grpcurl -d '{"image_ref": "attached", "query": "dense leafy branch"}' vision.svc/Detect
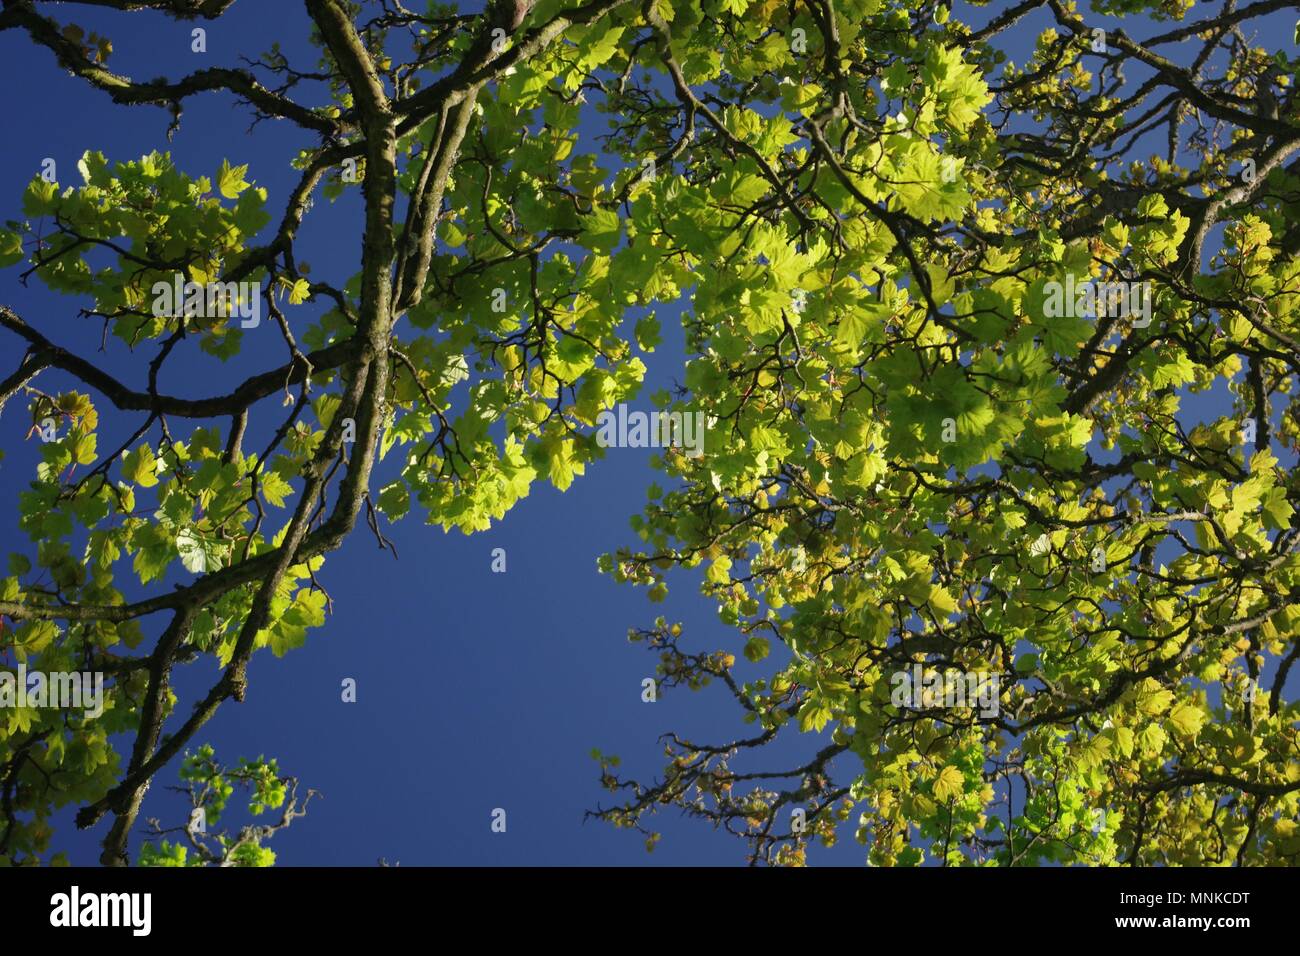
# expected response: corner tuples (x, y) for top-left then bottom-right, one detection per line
(0, 0), (1297, 869)
(0, 0), (655, 865)
(587, 0), (1300, 865)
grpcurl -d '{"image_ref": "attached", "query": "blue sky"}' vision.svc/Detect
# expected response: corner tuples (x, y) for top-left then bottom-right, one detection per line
(0, 1), (1294, 866)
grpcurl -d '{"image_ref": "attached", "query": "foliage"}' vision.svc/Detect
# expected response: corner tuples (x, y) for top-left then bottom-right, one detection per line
(0, 0), (1295, 867)
(0, 0), (651, 865)
(137, 745), (311, 867)
(588, 0), (1300, 865)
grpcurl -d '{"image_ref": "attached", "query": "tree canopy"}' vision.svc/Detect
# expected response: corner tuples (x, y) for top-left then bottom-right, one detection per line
(0, 0), (1297, 866)
(588, 0), (1300, 866)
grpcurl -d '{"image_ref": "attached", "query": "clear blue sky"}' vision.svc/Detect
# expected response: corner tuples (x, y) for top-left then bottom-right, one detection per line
(0, 1), (1292, 866)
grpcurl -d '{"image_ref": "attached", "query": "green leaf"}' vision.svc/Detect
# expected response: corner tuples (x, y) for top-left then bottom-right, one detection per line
(1260, 487), (1294, 530)
(928, 583), (958, 616)
(837, 300), (889, 351)
(176, 528), (207, 574)
(798, 700), (832, 733)
(634, 313), (661, 351)
(259, 470), (293, 508)
(933, 765), (964, 802)
(122, 444), (159, 488)
(1152, 352), (1196, 389)
(1166, 702), (1207, 740)
(377, 480), (410, 520)
(1139, 722), (1168, 757)
(217, 159), (251, 199)
(580, 208), (622, 254)
(0, 229), (24, 268)
(286, 277), (311, 305)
